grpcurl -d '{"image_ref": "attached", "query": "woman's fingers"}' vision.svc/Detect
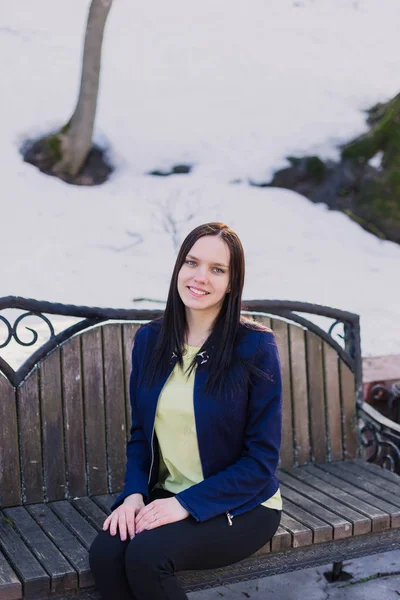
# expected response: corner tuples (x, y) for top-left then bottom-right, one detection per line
(109, 511), (120, 537)
(118, 511), (127, 541)
(127, 511), (136, 539)
(103, 514), (111, 530)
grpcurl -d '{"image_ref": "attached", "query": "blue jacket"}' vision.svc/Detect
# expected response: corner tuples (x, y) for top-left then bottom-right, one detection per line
(112, 319), (282, 523)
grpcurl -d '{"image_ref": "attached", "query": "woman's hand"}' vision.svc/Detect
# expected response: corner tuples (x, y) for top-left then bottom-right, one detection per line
(135, 497), (190, 533)
(103, 493), (144, 541)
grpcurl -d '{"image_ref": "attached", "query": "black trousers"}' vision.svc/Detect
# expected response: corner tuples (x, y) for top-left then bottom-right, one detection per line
(89, 488), (281, 600)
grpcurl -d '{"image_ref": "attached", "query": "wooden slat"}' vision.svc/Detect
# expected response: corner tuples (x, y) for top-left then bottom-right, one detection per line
(288, 325), (310, 465)
(323, 344), (343, 461)
(286, 466), (389, 532)
(72, 497), (107, 531)
(340, 361), (358, 459)
(279, 512), (313, 548)
(253, 315), (272, 329)
(320, 463), (400, 509)
(17, 370), (43, 504)
(0, 547), (22, 600)
(0, 513), (49, 598)
(27, 504), (93, 588)
(91, 494), (116, 515)
(279, 471), (370, 535)
(40, 348), (66, 501)
(278, 497), (332, 543)
(4, 507), (77, 594)
(122, 323), (141, 440)
(270, 526), (291, 552)
(81, 327), (108, 495)
(0, 376), (21, 507)
(61, 337), (86, 498)
(102, 325), (127, 493)
(271, 319), (293, 467)
(281, 484), (351, 539)
(50, 501), (97, 550)
(337, 462), (400, 498)
(309, 465), (400, 527)
(353, 459), (400, 484)
(305, 331), (326, 463)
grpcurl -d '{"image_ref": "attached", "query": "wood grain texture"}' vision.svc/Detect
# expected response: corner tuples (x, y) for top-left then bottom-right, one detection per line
(279, 471), (370, 535)
(122, 323), (141, 440)
(0, 376), (21, 507)
(340, 361), (358, 459)
(0, 547), (21, 600)
(281, 484), (351, 540)
(81, 327), (108, 495)
(27, 504), (93, 589)
(279, 512), (313, 548)
(17, 370), (43, 504)
(323, 344), (343, 461)
(40, 348), (66, 501)
(311, 464), (400, 528)
(4, 506), (77, 594)
(288, 325), (310, 465)
(72, 497), (107, 531)
(286, 466), (389, 533)
(305, 331), (326, 463)
(61, 337), (86, 498)
(279, 497), (332, 543)
(102, 324), (126, 493)
(0, 512), (49, 598)
(271, 319), (294, 468)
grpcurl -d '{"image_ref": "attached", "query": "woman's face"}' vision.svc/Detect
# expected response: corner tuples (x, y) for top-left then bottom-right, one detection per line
(177, 236), (231, 315)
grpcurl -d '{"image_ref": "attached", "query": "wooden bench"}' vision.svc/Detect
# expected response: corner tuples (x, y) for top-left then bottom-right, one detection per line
(0, 296), (399, 600)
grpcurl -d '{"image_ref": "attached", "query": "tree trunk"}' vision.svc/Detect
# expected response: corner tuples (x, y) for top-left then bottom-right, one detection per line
(54, 0), (113, 178)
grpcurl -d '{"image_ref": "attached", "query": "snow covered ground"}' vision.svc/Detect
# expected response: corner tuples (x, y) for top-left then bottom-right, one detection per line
(1, 0), (400, 358)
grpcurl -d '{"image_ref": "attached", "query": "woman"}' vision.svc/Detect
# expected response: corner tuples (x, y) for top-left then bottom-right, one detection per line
(89, 222), (282, 600)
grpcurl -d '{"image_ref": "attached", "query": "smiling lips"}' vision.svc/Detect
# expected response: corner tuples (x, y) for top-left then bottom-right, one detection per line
(187, 286), (210, 297)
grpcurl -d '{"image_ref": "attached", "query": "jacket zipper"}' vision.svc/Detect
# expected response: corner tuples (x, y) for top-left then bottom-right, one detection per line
(148, 425), (155, 485)
(226, 511), (233, 526)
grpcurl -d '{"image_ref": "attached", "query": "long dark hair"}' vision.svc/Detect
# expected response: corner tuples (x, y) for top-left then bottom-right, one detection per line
(143, 222), (269, 397)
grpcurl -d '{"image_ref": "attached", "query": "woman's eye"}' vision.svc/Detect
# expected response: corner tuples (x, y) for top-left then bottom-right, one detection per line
(186, 260), (196, 266)
(213, 268), (224, 274)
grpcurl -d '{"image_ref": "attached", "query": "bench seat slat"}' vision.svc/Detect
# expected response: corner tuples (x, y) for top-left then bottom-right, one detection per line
(0, 547), (22, 600)
(281, 484), (351, 540)
(91, 494), (116, 514)
(319, 463), (400, 510)
(279, 513), (313, 547)
(270, 526), (291, 552)
(305, 465), (400, 527)
(0, 513), (49, 599)
(26, 505), (93, 589)
(285, 466), (390, 532)
(4, 507), (77, 595)
(353, 459), (400, 485)
(279, 471), (371, 535)
(278, 498), (332, 543)
(50, 501), (98, 550)
(72, 497), (108, 531)
(339, 461), (400, 496)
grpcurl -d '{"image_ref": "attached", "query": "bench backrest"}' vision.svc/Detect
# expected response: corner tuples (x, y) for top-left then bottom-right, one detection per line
(0, 298), (362, 507)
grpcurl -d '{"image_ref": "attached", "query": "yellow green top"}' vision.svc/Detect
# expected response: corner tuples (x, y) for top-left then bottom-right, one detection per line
(153, 343), (282, 511)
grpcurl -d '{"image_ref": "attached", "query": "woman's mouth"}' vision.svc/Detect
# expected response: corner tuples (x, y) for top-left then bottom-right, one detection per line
(187, 286), (210, 297)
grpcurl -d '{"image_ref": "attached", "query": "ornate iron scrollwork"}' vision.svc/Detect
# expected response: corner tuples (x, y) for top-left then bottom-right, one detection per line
(358, 404), (400, 474)
(0, 311), (55, 349)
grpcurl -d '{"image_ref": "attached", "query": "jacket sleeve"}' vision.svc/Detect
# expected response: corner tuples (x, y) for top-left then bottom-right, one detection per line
(175, 331), (282, 522)
(111, 327), (151, 511)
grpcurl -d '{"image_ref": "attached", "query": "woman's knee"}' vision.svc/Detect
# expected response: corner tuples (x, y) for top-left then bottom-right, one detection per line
(124, 532), (167, 573)
(89, 529), (129, 571)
